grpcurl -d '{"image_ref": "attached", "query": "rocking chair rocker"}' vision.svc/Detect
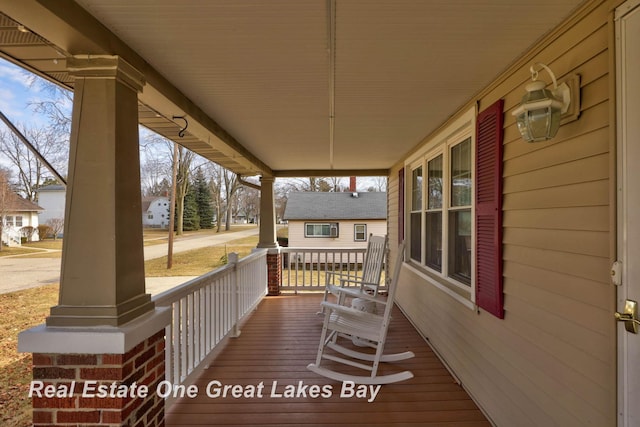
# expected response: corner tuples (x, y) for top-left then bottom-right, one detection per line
(308, 242), (414, 385)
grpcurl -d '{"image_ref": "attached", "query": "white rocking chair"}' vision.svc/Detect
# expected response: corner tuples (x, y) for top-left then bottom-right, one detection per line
(320, 234), (388, 314)
(308, 242), (414, 385)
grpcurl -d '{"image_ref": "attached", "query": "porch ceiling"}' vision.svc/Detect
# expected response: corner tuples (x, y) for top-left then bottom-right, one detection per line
(0, 0), (585, 177)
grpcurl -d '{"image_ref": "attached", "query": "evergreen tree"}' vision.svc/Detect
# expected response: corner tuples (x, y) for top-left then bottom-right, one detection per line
(194, 169), (215, 229)
(179, 182), (200, 231)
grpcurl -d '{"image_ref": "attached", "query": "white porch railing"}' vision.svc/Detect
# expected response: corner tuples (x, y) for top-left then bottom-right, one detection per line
(280, 247), (386, 293)
(152, 248), (267, 395)
(1, 226), (21, 247)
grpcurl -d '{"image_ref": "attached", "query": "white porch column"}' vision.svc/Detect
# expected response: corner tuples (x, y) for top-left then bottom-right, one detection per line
(47, 55), (153, 327)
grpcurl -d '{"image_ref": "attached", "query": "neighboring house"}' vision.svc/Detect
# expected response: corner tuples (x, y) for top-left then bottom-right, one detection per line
(283, 191), (387, 249)
(1, 192), (43, 246)
(142, 195), (170, 228)
(37, 184), (66, 225)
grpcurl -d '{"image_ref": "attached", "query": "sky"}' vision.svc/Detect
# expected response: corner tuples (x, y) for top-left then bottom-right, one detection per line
(0, 58), (52, 127)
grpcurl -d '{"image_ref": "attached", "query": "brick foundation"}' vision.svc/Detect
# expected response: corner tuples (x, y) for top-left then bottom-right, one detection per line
(267, 252), (281, 296)
(31, 329), (165, 426)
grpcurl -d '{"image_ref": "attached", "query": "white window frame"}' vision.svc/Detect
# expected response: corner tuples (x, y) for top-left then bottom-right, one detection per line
(404, 107), (477, 308)
(354, 224), (367, 241)
(305, 222), (339, 238)
(15, 215), (23, 227)
(409, 162), (424, 263)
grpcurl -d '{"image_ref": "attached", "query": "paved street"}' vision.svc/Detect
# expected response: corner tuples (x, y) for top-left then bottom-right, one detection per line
(0, 226), (259, 295)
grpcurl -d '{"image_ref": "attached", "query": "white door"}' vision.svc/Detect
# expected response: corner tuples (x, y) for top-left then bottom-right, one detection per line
(616, 1), (640, 425)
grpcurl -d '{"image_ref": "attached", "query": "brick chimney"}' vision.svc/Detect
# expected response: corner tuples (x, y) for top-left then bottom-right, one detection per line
(349, 176), (356, 192)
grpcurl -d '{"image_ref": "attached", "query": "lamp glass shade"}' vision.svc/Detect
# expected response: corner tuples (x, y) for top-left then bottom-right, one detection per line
(513, 81), (563, 142)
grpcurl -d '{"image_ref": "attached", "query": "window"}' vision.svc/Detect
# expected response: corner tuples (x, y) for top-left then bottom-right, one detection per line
(305, 222), (339, 238)
(409, 166), (422, 262)
(5, 216), (13, 226)
(15, 216), (23, 227)
(426, 155), (443, 271)
(412, 137), (472, 286)
(148, 214), (154, 219)
(448, 138), (472, 284)
(354, 224), (367, 241)
(404, 103), (504, 318)
(422, 136), (472, 285)
(406, 107), (475, 293)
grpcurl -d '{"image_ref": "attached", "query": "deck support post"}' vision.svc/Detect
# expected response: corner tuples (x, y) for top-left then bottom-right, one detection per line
(257, 175), (281, 295)
(49, 55), (153, 327)
(18, 55), (170, 426)
(257, 175), (278, 249)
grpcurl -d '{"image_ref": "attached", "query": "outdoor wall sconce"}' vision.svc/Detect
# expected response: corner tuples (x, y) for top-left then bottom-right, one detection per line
(512, 63), (579, 142)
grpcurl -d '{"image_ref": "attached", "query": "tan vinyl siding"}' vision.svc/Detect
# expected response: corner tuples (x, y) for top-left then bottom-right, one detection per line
(391, 1), (619, 425)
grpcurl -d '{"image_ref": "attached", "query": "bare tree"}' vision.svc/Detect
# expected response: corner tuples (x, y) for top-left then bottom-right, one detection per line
(140, 132), (195, 235)
(174, 146), (194, 235)
(367, 176), (388, 192)
(235, 181), (260, 224)
(328, 177), (345, 192)
(46, 218), (65, 240)
(222, 169), (240, 231)
(26, 75), (73, 137)
(0, 126), (68, 201)
(274, 180), (289, 223)
(203, 163), (224, 232)
(139, 130), (173, 196)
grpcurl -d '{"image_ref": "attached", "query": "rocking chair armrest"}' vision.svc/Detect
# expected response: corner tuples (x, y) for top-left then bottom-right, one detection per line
(325, 272), (367, 286)
(320, 301), (384, 321)
(325, 271), (356, 280)
(334, 277), (379, 289)
(325, 284), (388, 304)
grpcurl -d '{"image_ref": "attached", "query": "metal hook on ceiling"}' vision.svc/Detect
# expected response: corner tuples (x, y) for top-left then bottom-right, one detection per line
(172, 115), (188, 138)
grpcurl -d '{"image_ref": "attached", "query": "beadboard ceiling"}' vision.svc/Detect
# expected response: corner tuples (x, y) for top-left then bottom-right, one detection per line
(0, 0), (585, 176)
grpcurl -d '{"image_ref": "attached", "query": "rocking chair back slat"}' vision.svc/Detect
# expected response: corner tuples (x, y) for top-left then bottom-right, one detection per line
(360, 234), (387, 286)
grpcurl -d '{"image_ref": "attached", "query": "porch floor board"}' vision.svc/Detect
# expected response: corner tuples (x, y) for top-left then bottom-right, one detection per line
(166, 294), (490, 426)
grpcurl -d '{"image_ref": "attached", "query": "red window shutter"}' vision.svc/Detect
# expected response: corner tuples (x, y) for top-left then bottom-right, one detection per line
(475, 99), (505, 319)
(398, 168), (405, 244)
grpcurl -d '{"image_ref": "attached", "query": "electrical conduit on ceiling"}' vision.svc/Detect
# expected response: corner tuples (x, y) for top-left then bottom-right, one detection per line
(327, 0), (336, 170)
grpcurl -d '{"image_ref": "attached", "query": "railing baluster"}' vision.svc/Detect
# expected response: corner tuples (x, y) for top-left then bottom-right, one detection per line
(172, 302), (180, 383)
(152, 250), (268, 398)
(278, 247), (367, 291)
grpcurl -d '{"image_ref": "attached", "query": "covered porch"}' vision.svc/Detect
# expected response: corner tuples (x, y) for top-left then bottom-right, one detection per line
(165, 294), (490, 426)
(0, 0), (628, 426)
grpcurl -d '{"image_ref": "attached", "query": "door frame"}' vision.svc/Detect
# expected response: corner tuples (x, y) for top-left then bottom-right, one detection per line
(615, 1), (640, 425)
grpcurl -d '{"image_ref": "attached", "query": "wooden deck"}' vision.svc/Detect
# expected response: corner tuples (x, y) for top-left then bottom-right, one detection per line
(166, 294), (491, 426)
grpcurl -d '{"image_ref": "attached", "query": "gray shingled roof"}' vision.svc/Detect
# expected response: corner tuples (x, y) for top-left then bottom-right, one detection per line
(37, 184), (66, 192)
(283, 192), (386, 220)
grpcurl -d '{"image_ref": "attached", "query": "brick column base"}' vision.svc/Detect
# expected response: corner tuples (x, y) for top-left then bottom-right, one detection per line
(267, 251), (281, 296)
(31, 329), (165, 426)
